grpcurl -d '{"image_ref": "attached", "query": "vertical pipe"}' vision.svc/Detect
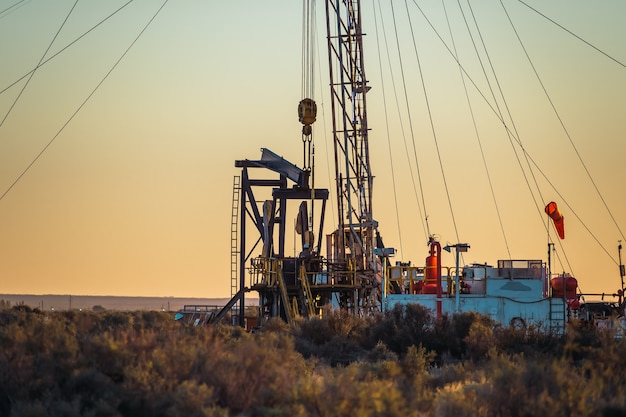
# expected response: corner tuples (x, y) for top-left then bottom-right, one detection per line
(430, 241), (442, 319)
(619, 242), (624, 305)
(381, 258), (387, 313)
(455, 249), (460, 313)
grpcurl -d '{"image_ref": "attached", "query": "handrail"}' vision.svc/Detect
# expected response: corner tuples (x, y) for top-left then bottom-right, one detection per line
(386, 264), (453, 295)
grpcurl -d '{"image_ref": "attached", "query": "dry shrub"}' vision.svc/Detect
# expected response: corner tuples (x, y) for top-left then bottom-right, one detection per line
(370, 303), (434, 355)
(401, 344), (435, 378)
(292, 309), (374, 365)
(1, 306), (626, 417)
(464, 320), (497, 361)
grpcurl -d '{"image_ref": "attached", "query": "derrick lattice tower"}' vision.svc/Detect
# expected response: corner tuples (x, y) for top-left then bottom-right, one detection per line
(325, 0), (382, 313)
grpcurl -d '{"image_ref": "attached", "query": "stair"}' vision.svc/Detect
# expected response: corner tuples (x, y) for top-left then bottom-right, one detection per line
(276, 262), (297, 323)
(299, 265), (316, 317)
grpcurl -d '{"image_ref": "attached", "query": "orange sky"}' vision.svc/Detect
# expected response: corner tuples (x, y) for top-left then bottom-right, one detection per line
(0, 0), (624, 299)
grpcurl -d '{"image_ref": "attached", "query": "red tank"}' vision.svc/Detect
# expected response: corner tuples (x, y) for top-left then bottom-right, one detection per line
(551, 275), (578, 299)
(423, 254), (441, 294)
(421, 283), (440, 294)
(425, 254), (438, 283)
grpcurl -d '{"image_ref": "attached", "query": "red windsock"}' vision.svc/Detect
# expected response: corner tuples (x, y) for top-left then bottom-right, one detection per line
(545, 201), (565, 239)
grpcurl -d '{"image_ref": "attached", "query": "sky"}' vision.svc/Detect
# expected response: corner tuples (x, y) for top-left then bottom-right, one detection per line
(0, 0), (624, 299)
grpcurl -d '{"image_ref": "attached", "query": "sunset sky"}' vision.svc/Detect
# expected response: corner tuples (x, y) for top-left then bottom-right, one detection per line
(0, 0), (624, 299)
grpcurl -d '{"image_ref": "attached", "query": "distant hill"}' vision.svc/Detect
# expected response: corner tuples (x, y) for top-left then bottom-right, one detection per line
(0, 294), (257, 312)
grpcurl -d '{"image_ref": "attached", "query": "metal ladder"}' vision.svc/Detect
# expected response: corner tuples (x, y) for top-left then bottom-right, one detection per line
(230, 176), (241, 317)
(230, 176), (241, 298)
(549, 296), (567, 334)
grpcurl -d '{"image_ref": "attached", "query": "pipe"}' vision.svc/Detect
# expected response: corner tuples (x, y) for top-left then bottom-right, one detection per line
(430, 241), (442, 319)
(455, 248), (460, 313)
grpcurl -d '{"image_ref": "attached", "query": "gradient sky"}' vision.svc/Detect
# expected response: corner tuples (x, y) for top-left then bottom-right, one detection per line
(0, 0), (624, 299)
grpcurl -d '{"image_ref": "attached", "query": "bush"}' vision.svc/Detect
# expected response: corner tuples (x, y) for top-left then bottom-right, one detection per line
(292, 309), (375, 365)
(369, 303), (435, 355)
(0, 306), (625, 416)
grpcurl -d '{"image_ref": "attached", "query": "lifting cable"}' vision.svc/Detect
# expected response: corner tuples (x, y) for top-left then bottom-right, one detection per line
(0, 0), (169, 204)
(311, 8), (336, 227)
(301, 0), (316, 238)
(0, 0), (79, 129)
(497, 0), (573, 275)
(461, 0), (550, 261)
(300, 0), (315, 171)
(399, 0), (460, 244)
(500, 0), (623, 271)
(301, 0), (315, 102)
(375, 0), (431, 249)
(0, 0), (30, 19)
(443, 0), (513, 260)
(463, 0), (550, 264)
(406, 0), (621, 269)
(372, 0), (406, 257)
(503, 0), (626, 247)
(314, 23), (336, 228)
(0, 0), (136, 97)
(518, 0), (625, 68)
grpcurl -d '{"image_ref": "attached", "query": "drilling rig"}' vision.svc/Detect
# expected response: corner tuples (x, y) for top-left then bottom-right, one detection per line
(217, 0), (393, 326)
(175, 1), (625, 335)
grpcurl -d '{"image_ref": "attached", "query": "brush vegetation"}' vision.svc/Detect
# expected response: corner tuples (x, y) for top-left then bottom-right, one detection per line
(0, 303), (625, 416)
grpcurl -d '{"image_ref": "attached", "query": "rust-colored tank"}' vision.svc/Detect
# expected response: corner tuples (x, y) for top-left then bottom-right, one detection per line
(425, 255), (438, 282)
(422, 254), (440, 294)
(568, 299), (581, 310)
(551, 275), (578, 299)
(421, 283), (439, 294)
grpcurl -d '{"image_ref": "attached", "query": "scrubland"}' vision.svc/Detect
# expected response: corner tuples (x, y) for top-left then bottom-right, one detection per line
(0, 303), (625, 417)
